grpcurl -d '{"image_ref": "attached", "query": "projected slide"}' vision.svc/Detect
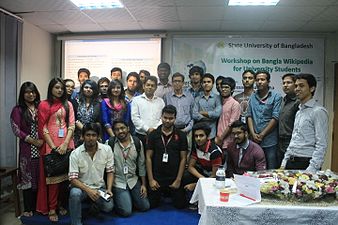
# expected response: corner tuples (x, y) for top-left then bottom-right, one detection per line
(63, 38), (161, 85)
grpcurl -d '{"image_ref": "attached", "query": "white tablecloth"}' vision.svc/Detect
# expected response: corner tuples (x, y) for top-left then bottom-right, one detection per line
(190, 178), (338, 225)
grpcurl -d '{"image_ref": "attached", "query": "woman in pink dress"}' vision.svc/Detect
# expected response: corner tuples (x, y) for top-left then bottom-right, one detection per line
(37, 78), (75, 222)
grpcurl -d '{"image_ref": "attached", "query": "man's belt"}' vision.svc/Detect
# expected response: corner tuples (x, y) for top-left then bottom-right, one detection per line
(289, 156), (311, 162)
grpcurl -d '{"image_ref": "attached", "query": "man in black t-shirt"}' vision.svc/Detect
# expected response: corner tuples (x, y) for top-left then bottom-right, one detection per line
(146, 105), (188, 209)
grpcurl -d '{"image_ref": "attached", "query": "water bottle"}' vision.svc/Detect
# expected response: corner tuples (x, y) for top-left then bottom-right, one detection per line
(215, 165), (226, 189)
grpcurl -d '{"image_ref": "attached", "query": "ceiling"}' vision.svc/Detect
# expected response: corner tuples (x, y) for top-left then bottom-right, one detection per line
(1, 0), (338, 34)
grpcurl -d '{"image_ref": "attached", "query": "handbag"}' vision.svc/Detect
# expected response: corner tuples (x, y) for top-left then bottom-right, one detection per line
(43, 149), (71, 177)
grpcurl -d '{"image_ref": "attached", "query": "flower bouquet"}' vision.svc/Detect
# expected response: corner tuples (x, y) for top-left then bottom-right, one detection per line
(255, 170), (338, 202)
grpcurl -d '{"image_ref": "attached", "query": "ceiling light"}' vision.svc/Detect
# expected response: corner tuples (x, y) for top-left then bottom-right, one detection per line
(70, 0), (124, 10)
(228, 0), (280, 6)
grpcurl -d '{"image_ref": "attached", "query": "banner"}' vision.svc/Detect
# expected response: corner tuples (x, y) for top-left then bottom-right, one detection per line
(172, 37), (324, 103)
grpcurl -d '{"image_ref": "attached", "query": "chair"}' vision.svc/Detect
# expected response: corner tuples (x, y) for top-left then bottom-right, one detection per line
(0, 167), (21, 217)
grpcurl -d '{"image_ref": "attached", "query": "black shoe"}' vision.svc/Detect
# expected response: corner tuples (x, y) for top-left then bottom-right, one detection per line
(88, 204), (104, 220)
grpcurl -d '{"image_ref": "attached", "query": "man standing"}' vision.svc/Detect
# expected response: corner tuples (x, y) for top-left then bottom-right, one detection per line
(226, 120), (266, 177)
(146, 105), (188, 209)
(234, 70), (255, 123)
(247, 71), (282, 169)
(125, 72), (141, 103)
(69, 123), (114, 225)
(97, 77), (110, 102)
(108, 120), (150, 217)
(215, 77), (241, 151)
(186, 66), (204, 99)
(164, 72), (194, 155)
(154, 62), (172, 99)
(192, 73), (222, 139)
(281, 74), (328, 172)
(71, 68), (90, 100)
(131, 76), (165, 147)
(278, 73), (299, 165)
(111, 67), (123, 81)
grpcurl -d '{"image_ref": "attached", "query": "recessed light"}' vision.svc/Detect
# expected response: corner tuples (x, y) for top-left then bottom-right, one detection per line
(70, 0), (124, 10)
(228, 0), (280, 6)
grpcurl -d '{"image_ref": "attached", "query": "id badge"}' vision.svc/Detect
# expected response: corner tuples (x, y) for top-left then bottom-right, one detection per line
(123, 165), (128, 174)
(162, 153), (169, 163)
(58, 128), (65, 138)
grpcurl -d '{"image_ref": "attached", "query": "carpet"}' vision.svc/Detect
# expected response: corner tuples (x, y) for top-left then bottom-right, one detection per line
(20, 204), (200, 225)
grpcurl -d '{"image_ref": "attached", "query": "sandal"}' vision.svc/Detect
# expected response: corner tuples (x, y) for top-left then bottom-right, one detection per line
(48, 211), (58, 222)
(22, 211), (33, 217)
(59, 206), (67, 216)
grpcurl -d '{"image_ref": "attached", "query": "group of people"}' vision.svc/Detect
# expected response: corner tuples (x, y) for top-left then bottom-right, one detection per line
(10, 62), (328, 225)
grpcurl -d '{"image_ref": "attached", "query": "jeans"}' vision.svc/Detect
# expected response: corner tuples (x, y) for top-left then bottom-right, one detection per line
(262, 145), (278, 169)
(69, 187), (114, 225)
(113, 181), (150, 217)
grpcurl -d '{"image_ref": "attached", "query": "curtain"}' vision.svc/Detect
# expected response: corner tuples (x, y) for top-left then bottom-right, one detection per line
(0, 10), (23, 167)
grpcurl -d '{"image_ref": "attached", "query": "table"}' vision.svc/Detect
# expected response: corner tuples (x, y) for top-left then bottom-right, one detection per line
(0, 167), (21, 217)
(190, 178), (338, 225)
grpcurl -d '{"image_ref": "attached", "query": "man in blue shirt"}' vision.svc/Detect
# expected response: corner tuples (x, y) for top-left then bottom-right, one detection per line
(192, 73), (222, 139)
(247, 71), (282, 169)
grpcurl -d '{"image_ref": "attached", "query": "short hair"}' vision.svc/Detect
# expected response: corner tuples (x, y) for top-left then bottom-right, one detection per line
(162, 105), (177, 117)
(144, 76), (158, 85)
(77, 68), (90, 78)
(242, 69), (255, 77)
(282, 73), (296, 82)
(126, 72), (140, 82)
(172, 72), (185, 82)
(216, 76), (225, 84)
(230, 120), (248, 132)
(189, 66), (204, 77)
(255, 70), (270, 81)
(97, 77), (110, 86)
(202, 73), (215, 84)
(296, 73), (317, 96)
(64, 78), (75, 84)
(111, 67), (122, 74)
(112, 119), (129, 130)
(139, 70), (150, 77)
(82, 122), (101, 136)
(192, 122), (211, 137)
(221, 77), (236, 91)
(157, 62), (171, 71)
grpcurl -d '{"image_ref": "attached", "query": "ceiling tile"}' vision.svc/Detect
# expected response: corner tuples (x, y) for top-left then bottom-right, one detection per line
(38, 24), (69, 33)
(65, 23), (104, 32)
(299, 21), (338, 32)
(177, 7), (226, 21)
(128, 7), (178, 21)
(123, 0), (175, 7)
(0, 0), (77, 13)
(181, 21), (222, 31)
(100, 22), (142, 31)
(175, 0), (225, 7)
(266, 6), (326, 21)
(312, 6), (338, 21)
(220, 21), (263, 31)
(260, 21), (306, 32)
(223, 7), (273, 21)
(83, 8), (134, 23)
(18, 12), (56, 25)
(278, 0), (337, 6)
(139, 21), (181, 30)
(45, 11), (94, 25)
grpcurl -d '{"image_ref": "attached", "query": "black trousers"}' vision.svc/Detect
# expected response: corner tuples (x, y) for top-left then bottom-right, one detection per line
(285, 157), (311, 170)
(148, 185), (187, 209)
(22, 189), (37, 212)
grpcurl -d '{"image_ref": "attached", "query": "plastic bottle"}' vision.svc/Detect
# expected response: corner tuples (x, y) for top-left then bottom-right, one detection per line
(215, 165), (226, 189)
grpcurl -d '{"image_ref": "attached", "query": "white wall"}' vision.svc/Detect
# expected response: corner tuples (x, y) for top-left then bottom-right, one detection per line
(21, 21), (54, 99)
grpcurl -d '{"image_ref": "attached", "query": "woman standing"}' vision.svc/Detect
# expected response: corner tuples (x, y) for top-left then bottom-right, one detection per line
(37, 78), (75, 222)
(71, 79), (101, 147)
(101, 80), (132, 142)
(10, 82), (43, 217)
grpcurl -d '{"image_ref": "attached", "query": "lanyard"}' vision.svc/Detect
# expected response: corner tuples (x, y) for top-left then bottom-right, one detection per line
(161, 134), (173, 154)
(120, 145), (131, 161)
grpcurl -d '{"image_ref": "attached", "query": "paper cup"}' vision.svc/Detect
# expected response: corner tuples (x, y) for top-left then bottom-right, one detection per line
(220, 189), (230, 202)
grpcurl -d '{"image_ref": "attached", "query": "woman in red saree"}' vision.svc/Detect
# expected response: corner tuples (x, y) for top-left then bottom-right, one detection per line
(37, 78), (75, 222)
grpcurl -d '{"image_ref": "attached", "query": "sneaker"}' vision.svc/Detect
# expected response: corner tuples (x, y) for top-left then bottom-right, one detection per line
(188, 203), (198, 211)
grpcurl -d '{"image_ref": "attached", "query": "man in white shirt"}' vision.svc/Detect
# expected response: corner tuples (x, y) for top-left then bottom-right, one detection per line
(69, 123), (114, 225)
(131, 76), (165, 147)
